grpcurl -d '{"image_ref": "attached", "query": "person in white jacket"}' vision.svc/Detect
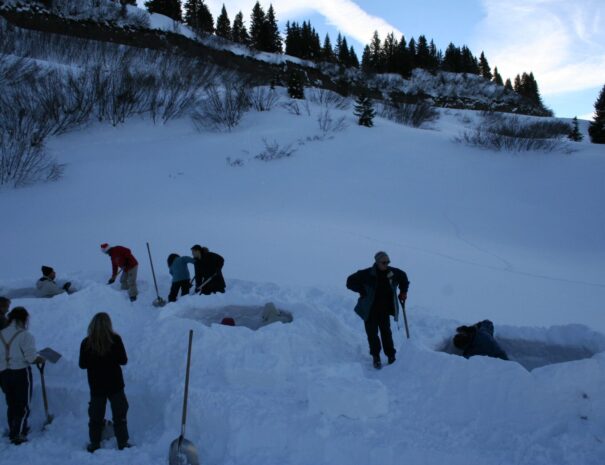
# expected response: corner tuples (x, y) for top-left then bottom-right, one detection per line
(36, 266), (72, 298)
(0, 307), (44, 445)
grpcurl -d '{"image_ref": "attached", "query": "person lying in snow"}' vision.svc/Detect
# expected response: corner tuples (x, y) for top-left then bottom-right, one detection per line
(36, 266), (73, 297)
(453, 320), (509, 360)
(100, 243), (138, 302)
(167, 253), (194, 302)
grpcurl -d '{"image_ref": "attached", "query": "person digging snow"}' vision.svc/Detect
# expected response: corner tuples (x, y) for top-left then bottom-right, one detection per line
(453, 320), (509, 361)
(36, 266), (73, 298)
(100, 243), (138, 302)
(346, 251), (410, 369)
(0, 307), (45, 445)
(79, 312), (131, 452)
(167, 253), (195, 302)
(191, 245), (226, 295)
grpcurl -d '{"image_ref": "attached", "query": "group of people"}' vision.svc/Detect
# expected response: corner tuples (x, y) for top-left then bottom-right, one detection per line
(346, 251), (508, 369)
(34, 243), (226, 303)
(0, 249), (509, 450)
(0, 298), (130, 450)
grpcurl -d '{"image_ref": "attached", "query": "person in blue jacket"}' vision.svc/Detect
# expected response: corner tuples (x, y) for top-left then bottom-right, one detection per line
(453, 320), (509, 360)
(167, 254), (194, 302)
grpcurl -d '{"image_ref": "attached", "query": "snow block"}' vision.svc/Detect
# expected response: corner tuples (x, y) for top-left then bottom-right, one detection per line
(307, 364), (389, 419)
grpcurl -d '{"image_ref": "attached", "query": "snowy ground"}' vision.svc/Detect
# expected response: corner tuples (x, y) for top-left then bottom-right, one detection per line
(0, 97), (604, 464)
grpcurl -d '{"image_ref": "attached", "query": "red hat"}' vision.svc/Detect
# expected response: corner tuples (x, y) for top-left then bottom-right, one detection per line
(100, 243), (110, 253)
(221, 317), (236, 326)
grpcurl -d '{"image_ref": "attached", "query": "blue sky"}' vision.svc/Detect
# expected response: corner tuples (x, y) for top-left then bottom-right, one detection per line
(139, 1), (605, 119)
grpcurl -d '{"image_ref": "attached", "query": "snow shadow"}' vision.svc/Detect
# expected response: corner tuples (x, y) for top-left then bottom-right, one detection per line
(180, 302), (293, 330)
(438, 337), (597, 370)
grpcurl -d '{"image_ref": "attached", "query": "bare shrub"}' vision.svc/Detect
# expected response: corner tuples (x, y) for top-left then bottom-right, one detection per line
(0, 125), (63, 187)
(254, 139), (296, 161)
(457, 114), (572, 152)
(249, 86), (279, 112)
(317, 108), (348, 134)
(307, 88), (350, 110)
(381, 101), (439, 128)
(191, 83), (250, 131)
(226, 157), (245, 167)
(283, 100), (301, 115)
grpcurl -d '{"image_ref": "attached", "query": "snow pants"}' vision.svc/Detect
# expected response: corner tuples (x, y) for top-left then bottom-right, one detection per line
(88, 389), (129, 447)
(120, 266), (138, 299)
(168, 280), (192, 302)
(364, 310), (396, 358)
(0, 367), (32, 440)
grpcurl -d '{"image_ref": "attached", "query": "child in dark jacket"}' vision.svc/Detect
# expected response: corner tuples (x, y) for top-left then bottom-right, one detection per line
(79, 312), (131, 452)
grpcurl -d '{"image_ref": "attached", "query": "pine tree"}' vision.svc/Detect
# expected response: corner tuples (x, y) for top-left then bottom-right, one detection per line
(504, 78), (513, 91)
(460, 46), (479, 74)
(250, 1), (265, 50)
(322, 34), (335, 63)
(568, 117), (583, 142)
(354, 91), (375, 127)
(478, 52), (492, 80)
(287, 71), (305, 99)
(394, 35), (412, 78)
(493, 67), (503, 86)
(215, 4), (231, 39)
(231, 11), (250, 44)
(263, 4), (282, 53)
(348, 45), (359, 68)
(146, 0), (182, 21)
(369, 30), (383, 73)
(383, 32), (398, 73)
(184, 0), (213, 33)
(441, 43), (460, 72)
(338, 36), (350, 66)
(415, 35), (430, 69)
(408, 37), (416, 69)
(588, 84), (605, 144)
(361, 45), (372, 74)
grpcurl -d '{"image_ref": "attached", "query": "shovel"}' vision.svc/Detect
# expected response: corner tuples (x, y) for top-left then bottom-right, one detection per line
(146, 242), (166, 307)
(168, 330), (199, 465)
(36, 362), (54, 427)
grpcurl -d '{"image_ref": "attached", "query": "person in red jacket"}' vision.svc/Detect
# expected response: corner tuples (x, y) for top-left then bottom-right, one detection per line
(100, 244), (138, 302)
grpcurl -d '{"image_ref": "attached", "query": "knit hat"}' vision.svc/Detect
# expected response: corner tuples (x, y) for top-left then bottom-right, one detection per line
(221, 317), (236, 326)
(100, 243), (110, 253)
(41, 266), (54, 276)
(374, 251), (390, 263)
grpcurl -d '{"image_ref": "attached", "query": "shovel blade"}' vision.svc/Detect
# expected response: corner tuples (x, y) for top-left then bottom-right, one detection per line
(153, 297), (166, 308)
(168, 437), (200, 465)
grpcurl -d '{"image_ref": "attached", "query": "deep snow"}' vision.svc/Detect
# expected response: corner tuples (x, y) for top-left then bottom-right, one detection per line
(0, 95), (604, 465)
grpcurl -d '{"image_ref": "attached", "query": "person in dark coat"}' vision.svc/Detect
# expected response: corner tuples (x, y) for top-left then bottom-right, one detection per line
(0, 296), (10, 330)
(453, 320), (509, 361)
(79, 312), (131, 452)
(0, 307), (44, 445)
(346, 251), (410, 369)
(100, 243), (138, 302)
(167, 253), (194, 302)
(191, 245), (226, 295)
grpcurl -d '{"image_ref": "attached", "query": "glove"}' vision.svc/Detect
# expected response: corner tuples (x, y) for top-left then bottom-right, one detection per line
(398, 292), (407, 301)
(63, 282), (71, 291)
(107, 277), (116, 285)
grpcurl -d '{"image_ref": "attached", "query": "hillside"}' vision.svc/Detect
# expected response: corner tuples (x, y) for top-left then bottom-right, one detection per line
(0, 3), (604, 465)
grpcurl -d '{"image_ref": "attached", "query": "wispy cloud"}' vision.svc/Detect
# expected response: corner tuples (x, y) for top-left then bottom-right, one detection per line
(204, 0), (402, 45)
(474, 0), (605, 95)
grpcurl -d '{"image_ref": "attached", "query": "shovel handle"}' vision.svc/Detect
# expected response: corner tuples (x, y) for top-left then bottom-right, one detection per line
(181, 330), (193, 437)
(37, 363), (51, 418)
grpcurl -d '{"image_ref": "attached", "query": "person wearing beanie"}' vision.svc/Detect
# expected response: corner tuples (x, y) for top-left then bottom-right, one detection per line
(100, 244), (139, 302)
(167, 253), (195, 302)
(0, 307), (45, 445)
(36, 266), (72, 298)
(346, 251), (410, 369)
(190, 244), (226, 295)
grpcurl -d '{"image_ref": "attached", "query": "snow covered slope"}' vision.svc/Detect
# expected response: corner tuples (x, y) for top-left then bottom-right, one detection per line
(0, 96), (604, 464)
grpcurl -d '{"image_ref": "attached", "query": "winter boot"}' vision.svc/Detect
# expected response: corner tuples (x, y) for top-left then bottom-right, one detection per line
(372, 356), (382, 369)
(388, 355), (396, 365)
(129, 296), (137, 302)
(118, 442), (133, 450)
(86, 443), (101, 453)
